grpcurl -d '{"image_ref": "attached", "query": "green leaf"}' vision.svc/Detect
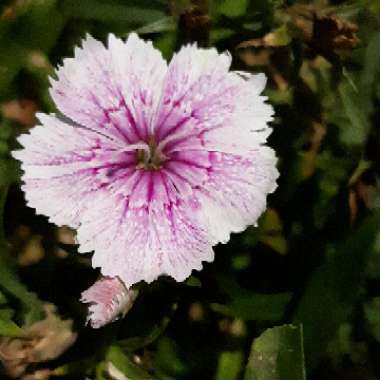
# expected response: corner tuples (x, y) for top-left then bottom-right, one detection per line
(0, 254), (44, 325)
(185, 276), (202, 287)
(210, 28), (235, 44)
(0, 121), (13, 141)
(264, 25), (292, 47)
(229, 293), (292, 321)
(0, 185), (8, 244)
(293, 211), (380, 369)
(219, 0), (248, 18)
(217, 275), (292, 321)
(120, 303), (175, 352)
(0, 42), (28, 96)
(326, 323), (354, 363)
(106, 345), (156, 380)
(364, 297), (380, 342)
(0, 141), (8, 156)
(0, 290), (7, 305)
(0, 159), (20, 187)
(0, 308), (15, 321)
(0, 0), (64, 96)
(258, 209), (288, 255)
(0, 172), (43, 324)
(15, 0), (66, 51)
(0, 186), (43, 325)
(244, 325), (306, 380)
(338, 78), (370, 147)
(0, 318), (24, 337)
(361, 32), (380, 91)
(216, 351), (244, 380)
(155, 337), (187, 377)
(154, 32), (177, 60)
(134, 16), (176, 34)
(52, 358), (96, 378)
(62, 0), (165, 24)
(366, 232), (380, 278)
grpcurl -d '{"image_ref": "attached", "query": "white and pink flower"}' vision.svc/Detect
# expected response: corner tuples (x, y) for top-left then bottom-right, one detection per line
(13, 33), (278, 291)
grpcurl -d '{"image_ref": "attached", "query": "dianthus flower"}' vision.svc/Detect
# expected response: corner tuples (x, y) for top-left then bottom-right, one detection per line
(13, 33), (278, 289)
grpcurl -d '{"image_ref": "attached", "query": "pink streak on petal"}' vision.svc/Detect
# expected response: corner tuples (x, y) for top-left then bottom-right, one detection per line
(77, 196), (214, 287)
(196, 149), (279, 244)
(108, 33), (168, 141)
(12, 114), (121, 228)
(51, 33), (167, 143)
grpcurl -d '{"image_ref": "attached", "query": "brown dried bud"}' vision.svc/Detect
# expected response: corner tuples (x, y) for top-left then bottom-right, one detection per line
(0, 304), (77, 378)
(1, 100), (38, 128)
(288, 4), (359, 60)
(312, 13), (359, 52)
(178, 0), (210, 46)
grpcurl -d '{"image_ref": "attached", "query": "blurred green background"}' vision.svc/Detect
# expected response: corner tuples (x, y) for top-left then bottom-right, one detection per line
(1, 0), (380, 379)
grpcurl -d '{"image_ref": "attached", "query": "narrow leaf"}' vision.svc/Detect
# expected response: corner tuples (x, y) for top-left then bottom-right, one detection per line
(134, 17), (176, 34)
(106, 345), (156, 380)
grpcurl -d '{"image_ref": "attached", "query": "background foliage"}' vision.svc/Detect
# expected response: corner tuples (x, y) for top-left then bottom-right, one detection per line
(1, 0), (380, 379)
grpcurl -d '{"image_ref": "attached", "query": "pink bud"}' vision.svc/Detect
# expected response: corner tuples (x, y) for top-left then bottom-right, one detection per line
(81, 277), (138, 328)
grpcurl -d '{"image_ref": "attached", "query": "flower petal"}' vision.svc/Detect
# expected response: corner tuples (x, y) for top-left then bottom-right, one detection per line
(50, 33), (167, 141)
(76, 196), (214, 287)
(12, 114), (129, 228)
(197, 149), (279, 244)
(201, 74), (274, 156)
(154, 45), (232, 142)
(155, 44), (273, 157)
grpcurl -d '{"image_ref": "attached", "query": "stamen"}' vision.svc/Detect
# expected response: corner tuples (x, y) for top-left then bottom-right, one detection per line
(156, 129), (189, 154)
(136, 136), (166, 170)
(110, 142), (150, 162)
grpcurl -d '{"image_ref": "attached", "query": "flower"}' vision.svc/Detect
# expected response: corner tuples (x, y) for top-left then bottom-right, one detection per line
(13, 33), (278, 288)
(81, 277), (138, 328)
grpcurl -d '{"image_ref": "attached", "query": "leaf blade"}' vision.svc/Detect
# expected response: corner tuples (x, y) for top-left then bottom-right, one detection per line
(244, 324), (306, 380)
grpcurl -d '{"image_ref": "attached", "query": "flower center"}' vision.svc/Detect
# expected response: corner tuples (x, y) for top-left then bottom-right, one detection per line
(136, 136), (166, 170)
